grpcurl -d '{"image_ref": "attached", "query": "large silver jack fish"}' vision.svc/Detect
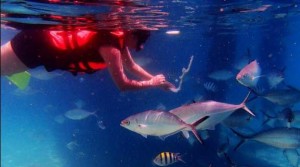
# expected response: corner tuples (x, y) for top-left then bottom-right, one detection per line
(121, 110), (209, 144)
(169, 91), (254, 131)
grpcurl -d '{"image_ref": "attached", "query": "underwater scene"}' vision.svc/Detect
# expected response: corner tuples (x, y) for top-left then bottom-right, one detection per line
(1, 0), (300, 167)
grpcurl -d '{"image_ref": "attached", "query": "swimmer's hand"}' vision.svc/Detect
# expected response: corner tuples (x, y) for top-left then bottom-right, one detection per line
(161, 81), (176, 91)
(150, 74), (176, 91)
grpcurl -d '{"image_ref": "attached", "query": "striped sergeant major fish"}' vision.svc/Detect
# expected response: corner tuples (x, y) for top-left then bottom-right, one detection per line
(153, 152), (185, 166)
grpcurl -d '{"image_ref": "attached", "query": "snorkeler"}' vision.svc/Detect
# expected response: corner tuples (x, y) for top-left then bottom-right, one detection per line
(1, 29), (176, 91)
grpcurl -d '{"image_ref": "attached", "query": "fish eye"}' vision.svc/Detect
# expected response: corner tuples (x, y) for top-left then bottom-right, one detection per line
(122, 120), (130, 125)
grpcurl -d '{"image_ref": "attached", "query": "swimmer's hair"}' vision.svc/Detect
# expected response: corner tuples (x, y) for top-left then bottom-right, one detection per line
(131, 29), (151, 51)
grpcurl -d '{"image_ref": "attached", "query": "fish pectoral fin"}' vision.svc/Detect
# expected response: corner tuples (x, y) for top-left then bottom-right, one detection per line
(192, 116), (210, 127)
(182, 131), (190, 139)
(138, 124), (147, 128)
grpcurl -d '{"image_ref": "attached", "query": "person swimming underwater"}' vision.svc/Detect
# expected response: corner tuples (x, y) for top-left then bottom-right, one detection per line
(1, 28), (176, 91)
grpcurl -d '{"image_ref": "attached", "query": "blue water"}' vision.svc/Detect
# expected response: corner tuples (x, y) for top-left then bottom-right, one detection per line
(1, 1), (300, 167)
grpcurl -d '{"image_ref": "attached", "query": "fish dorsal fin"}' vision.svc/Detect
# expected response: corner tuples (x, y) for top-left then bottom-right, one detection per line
(91, 110), (99, 119)
(74, 99), (85, 109)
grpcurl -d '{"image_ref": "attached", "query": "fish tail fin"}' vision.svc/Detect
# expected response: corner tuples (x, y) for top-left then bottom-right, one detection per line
(188, 116), (210, 144)
(242, 105), (255, 117)
(241, 90), (252, 104)
(92, 110), (99, 119)
(261, 110), (276, 125)
(230, 128), (249, 151)
(240, 91), (255, 116)
(176, 153), (186, 164)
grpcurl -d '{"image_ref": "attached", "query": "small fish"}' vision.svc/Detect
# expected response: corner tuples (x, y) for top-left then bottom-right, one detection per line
(262, 108), (294, 128)
(231, 127), (300, 150)
(97, 120), (106, 130)
(120, 110), (209, 144)
(208, 70), (234, 81)
(267, 72), (284, 89)
(66, 141), (78, 151)
(236, 60), (261, 88)
(64, 109), (97, 120)
(54, 114), (65, 124)
(261, 86), (300, 106)
(239, 4), (271, 13)
(203, 82), (217, 92)
(153, 152), (185, 166)
(274, 13), (287, 19)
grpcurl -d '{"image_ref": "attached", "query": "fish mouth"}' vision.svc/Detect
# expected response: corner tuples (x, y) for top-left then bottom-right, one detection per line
(236, 73), (248, 80)
(120, 120), (128, 126)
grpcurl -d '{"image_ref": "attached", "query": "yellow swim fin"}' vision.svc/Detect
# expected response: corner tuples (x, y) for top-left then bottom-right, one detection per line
(6, 71), (31, 90)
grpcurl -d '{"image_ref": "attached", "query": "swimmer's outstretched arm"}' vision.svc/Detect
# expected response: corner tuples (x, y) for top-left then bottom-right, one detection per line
(121, 47), (176, 91)
(100, 46), (167, 91)
(121, 47), (153, 80)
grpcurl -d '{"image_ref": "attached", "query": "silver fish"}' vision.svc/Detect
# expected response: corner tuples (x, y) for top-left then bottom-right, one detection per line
(120, 110), (208, 144)
(64, 108), (97, 120)
(208, 70), (234, 81)
(169, 92), (254, 131)
(263, 108), (295, 128)
(267, 72), (284, 89)
(232, 127), (300, 150)
(239, 4), (271, 13)
(66, 141), (78, 151)
(260, 86), (300, 106)
(236, 60), (261, 88)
